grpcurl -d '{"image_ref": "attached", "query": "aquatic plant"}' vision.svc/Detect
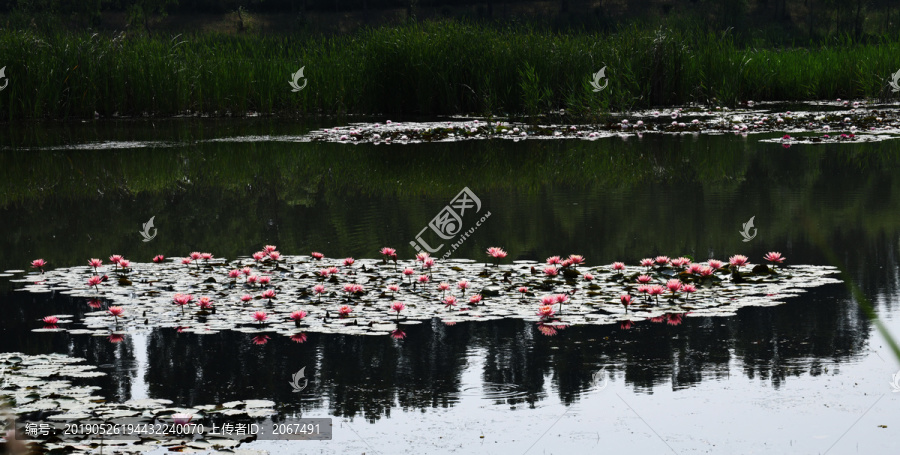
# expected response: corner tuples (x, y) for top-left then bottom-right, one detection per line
(87, 275), (102, 292)
(380, 247), (398, 265)
(438, 282), (451, 298)
(487, 247), (507, 266)
(442, 295), (458, 310)
(108, 306), (123, 326)
(253, 310), (268, 325)
(765, 252), (786, 263)
(9, 250), (841, 341)
(173, 293), (193, 315)
(31, 258), (47, 273)
(729, 254), (749, 270)
(647, 285), (665, 305)
(620, 295), (632, 313)
(290, 310), (307, 326)
(390, 302), (406, 322)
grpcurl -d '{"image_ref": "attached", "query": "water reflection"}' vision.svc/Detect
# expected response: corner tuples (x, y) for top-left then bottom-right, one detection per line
(2, 277), (869, 423)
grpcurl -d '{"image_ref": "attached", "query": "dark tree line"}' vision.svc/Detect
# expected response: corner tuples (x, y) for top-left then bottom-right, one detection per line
(1, 0), (898, 40)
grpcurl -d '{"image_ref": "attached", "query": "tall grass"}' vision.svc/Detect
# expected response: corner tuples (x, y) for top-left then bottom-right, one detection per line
(1, 21), (900, 121)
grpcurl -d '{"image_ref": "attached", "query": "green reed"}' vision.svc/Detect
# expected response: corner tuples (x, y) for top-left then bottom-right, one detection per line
(1, 21), (899, 120)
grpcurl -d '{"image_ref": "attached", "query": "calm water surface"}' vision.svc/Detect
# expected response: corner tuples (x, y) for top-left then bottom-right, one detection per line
(1, 118), (899, 454)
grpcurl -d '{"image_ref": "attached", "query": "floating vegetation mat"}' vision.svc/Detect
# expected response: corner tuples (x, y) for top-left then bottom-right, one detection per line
(11, 252), (842, 340)
(0, 352), (276, 453)
(291, 101), (900, 145)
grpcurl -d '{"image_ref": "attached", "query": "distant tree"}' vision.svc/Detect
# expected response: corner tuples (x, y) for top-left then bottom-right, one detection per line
(122, 0), (179, 37)
(222, 0), (262, 31)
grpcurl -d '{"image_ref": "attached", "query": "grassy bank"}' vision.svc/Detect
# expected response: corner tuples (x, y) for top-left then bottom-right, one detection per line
(1, 21), (899, 121)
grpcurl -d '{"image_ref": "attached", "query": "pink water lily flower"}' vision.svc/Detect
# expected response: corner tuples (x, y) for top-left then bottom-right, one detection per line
(647, 285), (665, 304)
(666, 279), (682, 294)
(153, 255), (165, 263)
(173, 293), (193, 314)
(172, 413), (193, 425)
(87, 275), (102, 289)
(42, 316), (59, 324)
(380, 247), (398, 261)
(31, 259), (47, 273)
(197, 296), (213, 309)
(253, 311), (268, 323)
(290, 310), (308, 321)
(729, 255), (749, 269)
(311, 252), (324, 260)
(620, 295), (632, 311)
(442, 295), (458, 309)
(764, 252), (785, 263)
(338, 305), (353, 317)
(682, 284), (697, 299)
(391, 301), (406, 314)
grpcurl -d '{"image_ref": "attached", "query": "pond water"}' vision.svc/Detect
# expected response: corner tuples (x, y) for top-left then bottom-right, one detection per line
(2, 112), (900, 454)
